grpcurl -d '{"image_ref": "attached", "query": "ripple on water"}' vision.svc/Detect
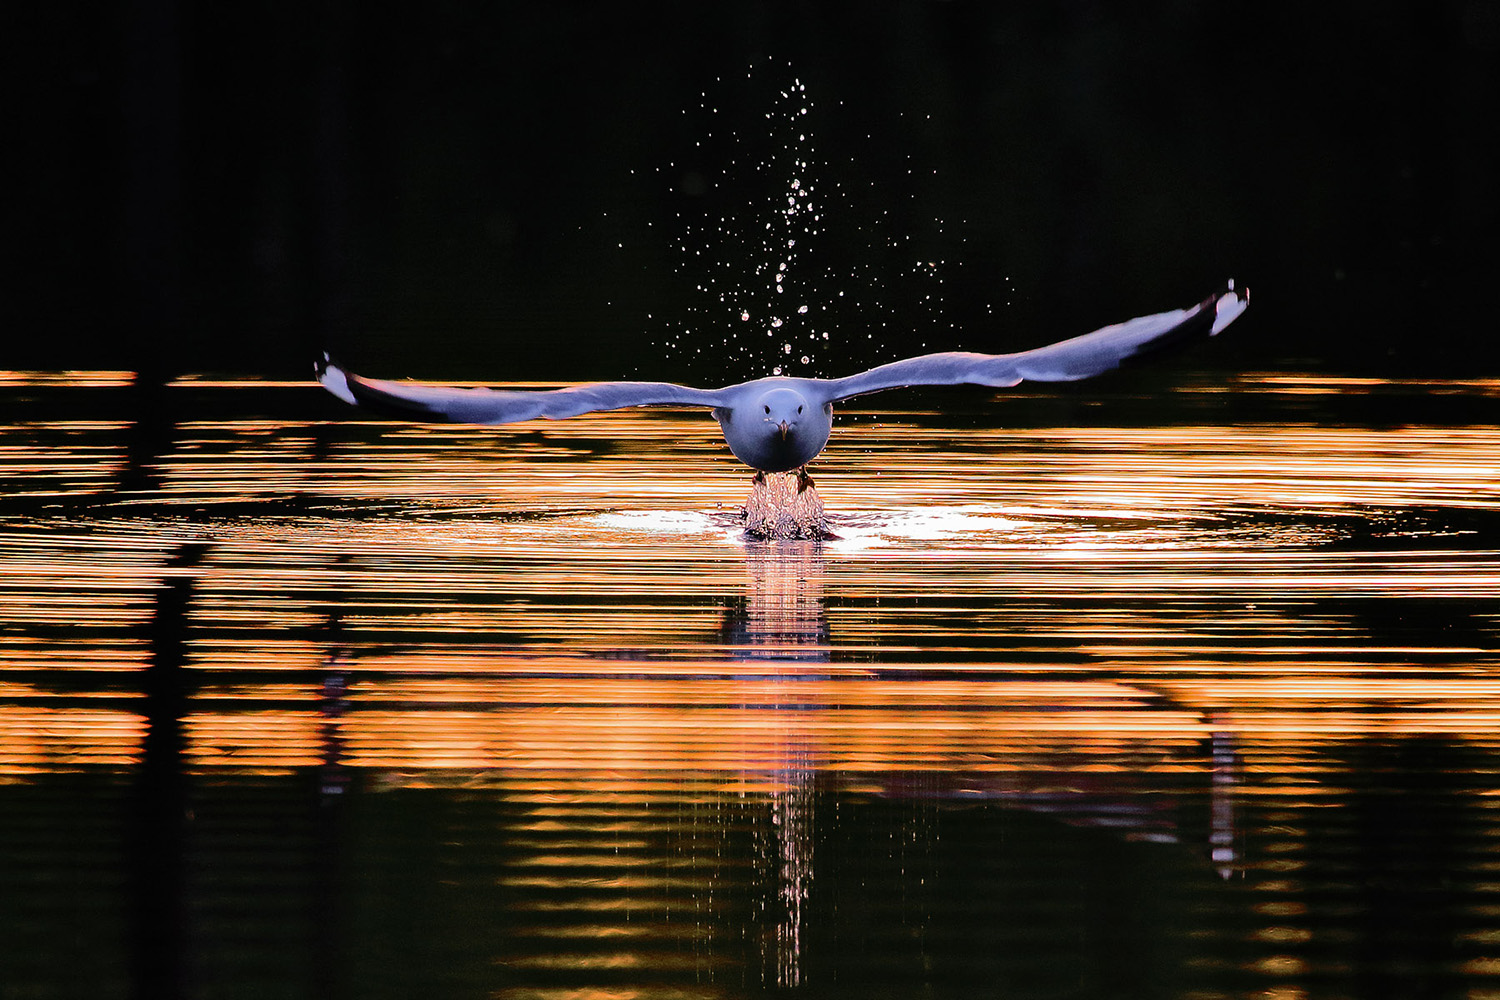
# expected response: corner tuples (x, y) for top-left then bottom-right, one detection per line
(4, 375), (1500, 997)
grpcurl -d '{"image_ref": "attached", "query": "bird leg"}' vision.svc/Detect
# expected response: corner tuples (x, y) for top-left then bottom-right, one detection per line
(742, 469), (827, 540)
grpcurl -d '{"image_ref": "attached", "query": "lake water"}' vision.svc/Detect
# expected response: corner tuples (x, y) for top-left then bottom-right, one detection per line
(3, 371), (1500, 999)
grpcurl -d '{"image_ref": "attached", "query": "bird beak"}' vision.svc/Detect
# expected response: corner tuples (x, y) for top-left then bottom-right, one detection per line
(778, 420), (790, 440)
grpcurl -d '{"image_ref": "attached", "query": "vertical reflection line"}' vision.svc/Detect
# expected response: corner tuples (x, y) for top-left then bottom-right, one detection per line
(773, 763), (814, 988)
(130, 541), (209, 1000)
(1209, 715), (1242, 880)
(731, 541), (829, 988)
(118, 372), (173, 496)
(314, 552), (354, 1000)
(318, 555), (355, 803)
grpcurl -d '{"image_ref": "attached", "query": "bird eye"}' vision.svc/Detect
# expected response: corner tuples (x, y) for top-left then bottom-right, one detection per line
(797, 405), (803, 414)
(764, 405), (770, 414)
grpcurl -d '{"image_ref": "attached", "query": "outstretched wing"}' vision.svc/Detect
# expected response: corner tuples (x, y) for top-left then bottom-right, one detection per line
(821, 283), (1248, 403)
(316, 356), (731, 424)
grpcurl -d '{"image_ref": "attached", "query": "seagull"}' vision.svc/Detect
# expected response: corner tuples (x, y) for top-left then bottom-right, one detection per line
(317, 283), (1247, 475)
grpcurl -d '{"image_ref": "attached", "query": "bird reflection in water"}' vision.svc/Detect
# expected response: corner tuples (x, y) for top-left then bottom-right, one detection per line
(317, 557), (355, 803)
(318, 657), (353, 801)
(720, 538), (1245, 988)
(721, 539), (828, 987)
(1209, 724), (1243, 880)
(720, 538), (830, 659)
(292, 528), (1244, 991)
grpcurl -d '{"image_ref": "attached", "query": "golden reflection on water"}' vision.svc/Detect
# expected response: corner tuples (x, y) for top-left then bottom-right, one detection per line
(5, 373), (1500, 994)
(3, 374), (1500, 776)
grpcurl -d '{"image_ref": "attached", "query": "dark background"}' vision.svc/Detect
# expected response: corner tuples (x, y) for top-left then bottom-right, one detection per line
(6, 2), (1498, 382)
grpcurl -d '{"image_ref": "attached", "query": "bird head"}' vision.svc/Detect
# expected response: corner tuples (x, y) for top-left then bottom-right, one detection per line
(758, 387), (808, 442)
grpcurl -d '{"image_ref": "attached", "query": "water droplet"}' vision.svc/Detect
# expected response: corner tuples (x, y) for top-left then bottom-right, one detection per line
(740, 310), (750, 321)
(797, 305), (808, 314)
(783, 343), (792, 354)
(800, 355), (810, 364)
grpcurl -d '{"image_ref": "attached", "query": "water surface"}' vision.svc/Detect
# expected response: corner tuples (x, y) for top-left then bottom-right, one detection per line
(3, 372), (1500, 999)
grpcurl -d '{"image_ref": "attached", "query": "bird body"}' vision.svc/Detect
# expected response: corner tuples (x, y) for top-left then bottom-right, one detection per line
(317, 283), (1247, 473)
(712, 383), (831, 472)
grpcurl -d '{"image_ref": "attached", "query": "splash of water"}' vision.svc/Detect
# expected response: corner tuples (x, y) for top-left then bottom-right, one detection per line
(633, 57), (975, 380)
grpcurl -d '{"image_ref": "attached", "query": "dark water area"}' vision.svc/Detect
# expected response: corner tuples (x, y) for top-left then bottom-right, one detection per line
(3, 374), (1500, 998)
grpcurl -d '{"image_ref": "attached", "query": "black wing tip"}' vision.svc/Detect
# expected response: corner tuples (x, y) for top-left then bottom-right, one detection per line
(1219, 277), (1248, 299)
(313, 350), (336, 378)
(1208, 279), (1250, 336)
(1119, 281), (1247, 368)
(314, 351), (361, 405)
(314, 357), (458, 421)
(1200, 278), (1247, 306)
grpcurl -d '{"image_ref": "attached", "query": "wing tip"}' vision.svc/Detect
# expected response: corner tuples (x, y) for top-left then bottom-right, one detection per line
(315, 351), (359, 405)
(1210, 280), (1250, 335)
